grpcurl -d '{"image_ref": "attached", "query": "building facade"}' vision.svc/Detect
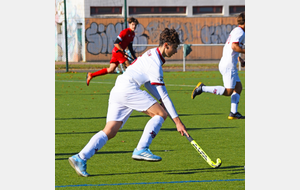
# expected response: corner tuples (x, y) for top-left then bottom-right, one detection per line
(55, 0), (245, 62)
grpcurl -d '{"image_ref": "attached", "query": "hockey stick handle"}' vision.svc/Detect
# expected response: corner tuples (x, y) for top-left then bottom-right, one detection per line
(116, 50), (135, 61)
(184, 132), (193, 142)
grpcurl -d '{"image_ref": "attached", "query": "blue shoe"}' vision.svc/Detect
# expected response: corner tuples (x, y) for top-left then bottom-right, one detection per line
(68, 154), (90, 177)
(132, 148), (162, 162)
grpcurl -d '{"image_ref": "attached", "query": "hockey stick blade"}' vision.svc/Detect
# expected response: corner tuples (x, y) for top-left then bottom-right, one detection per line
(184, 133), (222, 168)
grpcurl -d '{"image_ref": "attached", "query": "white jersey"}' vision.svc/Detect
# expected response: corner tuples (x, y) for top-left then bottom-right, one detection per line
(112, 47), (178, 119)
(113, 47), (166, 92)
(219, 26), (245, 70)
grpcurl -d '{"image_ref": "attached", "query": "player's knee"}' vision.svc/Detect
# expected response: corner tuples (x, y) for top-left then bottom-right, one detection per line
(224, 88), (234, 96)
(107, 67), (115, 73)
(158, 110), (168, 120)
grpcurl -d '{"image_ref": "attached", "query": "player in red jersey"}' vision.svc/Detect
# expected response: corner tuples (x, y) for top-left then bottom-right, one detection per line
(86, 17), (139, 86)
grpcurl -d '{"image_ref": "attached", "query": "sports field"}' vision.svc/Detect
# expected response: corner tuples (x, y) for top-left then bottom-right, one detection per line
(55, 70), (245, 189)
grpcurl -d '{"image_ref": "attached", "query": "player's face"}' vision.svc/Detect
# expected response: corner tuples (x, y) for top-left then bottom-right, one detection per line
(129, 22), (137, 31)
(164, 43), (178, 57)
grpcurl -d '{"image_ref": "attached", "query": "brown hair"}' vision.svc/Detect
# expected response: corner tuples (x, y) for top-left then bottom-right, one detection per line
(128, 17), (139, 25)
(159, 28), (180, 47)
(237, 12), (245, 25)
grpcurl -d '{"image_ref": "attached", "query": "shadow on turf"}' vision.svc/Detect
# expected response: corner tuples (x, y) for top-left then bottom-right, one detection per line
(87, 166), (244, 177)
(55, 127), (235, 135)
(55, 113), (224, 121)
(55, 150), (174, 161)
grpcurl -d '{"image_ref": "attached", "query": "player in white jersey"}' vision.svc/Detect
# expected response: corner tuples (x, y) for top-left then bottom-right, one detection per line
(192, 12), (245, 119)
(68, 28), (189, 177)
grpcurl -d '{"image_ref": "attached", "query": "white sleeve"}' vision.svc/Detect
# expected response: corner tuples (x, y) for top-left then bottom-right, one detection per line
(156, 85), (178, 119)
(144, 81), (161, 100)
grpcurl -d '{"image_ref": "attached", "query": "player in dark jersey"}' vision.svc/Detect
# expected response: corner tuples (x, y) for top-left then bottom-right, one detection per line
(86, 17), (139, 86)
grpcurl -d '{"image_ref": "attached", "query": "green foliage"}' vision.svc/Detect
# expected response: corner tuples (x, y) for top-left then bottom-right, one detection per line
(55, 71), (245, 189)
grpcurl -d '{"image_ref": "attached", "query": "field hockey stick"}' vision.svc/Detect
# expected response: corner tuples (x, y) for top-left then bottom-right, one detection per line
(116, 50), (135, 61)
(184, 133), (222, 168)
(162, 103), (221, 168)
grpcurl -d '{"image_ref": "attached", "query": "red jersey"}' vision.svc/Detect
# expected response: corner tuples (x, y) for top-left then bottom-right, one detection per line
(112, 28), (135, 52)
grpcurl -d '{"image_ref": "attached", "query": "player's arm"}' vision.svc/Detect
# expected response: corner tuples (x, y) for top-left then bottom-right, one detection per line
(114, 38), (124, 52)
(231, 42), (245, 54)
(155, 85), (188, 136)
(144, 82), (161, 101)
(128, 43), (137, 59)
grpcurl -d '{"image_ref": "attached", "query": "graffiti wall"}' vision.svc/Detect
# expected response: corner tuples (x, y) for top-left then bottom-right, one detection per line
(55, 0), (85, 62)
(85, 17), (238, 61)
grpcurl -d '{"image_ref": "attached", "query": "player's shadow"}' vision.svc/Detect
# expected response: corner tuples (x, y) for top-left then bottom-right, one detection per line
(55, 126), (235, 135)
(55, 150), (174, 161)
(55, 113), (223, 121)
(88, 165), (244, 177)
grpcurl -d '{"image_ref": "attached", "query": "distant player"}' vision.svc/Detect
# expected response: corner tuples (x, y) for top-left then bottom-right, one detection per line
(86, 17), (138, 86)
(69, 28), (189, 177)
(192, 12), (245, 119)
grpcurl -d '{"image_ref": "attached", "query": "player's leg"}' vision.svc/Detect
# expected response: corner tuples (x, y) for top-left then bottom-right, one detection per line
(124, 60), (131, 67)
(191, 82), (226, 99)
(86, 52), (119, 86)
(86, 63), (118, 86)
(68, 121), (122, 177)
(106, 63), (118, 73)
(192, 66), (228, 99)
(228, 81), (244, 119)
(228, 72), (244, 119)
(124, 90), (166, 161)
(137, 102), (167, 149)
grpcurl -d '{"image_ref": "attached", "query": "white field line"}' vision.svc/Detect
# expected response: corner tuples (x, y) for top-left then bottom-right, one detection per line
(55, 80), (245, 89)
(55, 80), (195, 87)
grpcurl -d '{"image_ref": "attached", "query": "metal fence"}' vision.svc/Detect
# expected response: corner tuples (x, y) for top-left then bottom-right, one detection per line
(133, 44), (242, 72)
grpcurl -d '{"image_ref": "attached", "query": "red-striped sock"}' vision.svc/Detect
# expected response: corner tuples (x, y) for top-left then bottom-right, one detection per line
(91, 68), (108, 77)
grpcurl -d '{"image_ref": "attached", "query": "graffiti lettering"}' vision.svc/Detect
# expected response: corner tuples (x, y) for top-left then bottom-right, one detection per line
(86, 22), (148, 55)
(146, 20), (193, 43)
(201, 24), (237, 44)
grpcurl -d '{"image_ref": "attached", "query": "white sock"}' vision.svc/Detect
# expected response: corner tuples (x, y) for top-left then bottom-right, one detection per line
(202, 86), (225, 95)
(136, 115), (164, 150)
(78, 130), (108, 161)
(230, 93), (240, 114)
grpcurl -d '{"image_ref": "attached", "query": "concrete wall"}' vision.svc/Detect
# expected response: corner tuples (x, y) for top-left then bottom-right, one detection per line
(55, 0), (245, 62)
(85, 16), (239, 62)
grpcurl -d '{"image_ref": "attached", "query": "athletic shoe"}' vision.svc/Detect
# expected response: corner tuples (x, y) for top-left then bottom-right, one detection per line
(191, 82), (205, 99)
(86, 72), (92, 86)
(228, 112), (245, 119)
(132, 148), (162, 162)
(68, 154), (90, 177)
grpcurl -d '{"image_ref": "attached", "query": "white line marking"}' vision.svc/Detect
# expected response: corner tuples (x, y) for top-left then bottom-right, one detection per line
(55, 80), (245, 89)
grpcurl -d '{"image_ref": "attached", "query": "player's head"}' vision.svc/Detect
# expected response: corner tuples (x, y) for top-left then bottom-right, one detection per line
(128, 17), (139, 31)
(237, 12), (245, 25)
(159, 28), (180, 57)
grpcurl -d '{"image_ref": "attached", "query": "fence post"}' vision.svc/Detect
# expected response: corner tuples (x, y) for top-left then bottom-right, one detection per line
(64, 0), (69, 72)
(182, 44), (186, 72)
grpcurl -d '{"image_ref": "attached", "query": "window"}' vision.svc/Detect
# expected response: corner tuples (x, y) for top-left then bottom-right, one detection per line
(56, 23), (62, 34)
(91, 7), (122, 15)
(193, 6), (223, 14)
(129, 7), (186, 15)
(229, 6), (245, 14)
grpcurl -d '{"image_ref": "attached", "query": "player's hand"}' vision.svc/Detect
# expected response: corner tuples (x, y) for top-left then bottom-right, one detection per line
(176, 122), (189, 137)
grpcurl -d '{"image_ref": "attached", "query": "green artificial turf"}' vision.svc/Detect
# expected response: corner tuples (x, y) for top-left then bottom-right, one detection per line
(55, 71), (245, 189)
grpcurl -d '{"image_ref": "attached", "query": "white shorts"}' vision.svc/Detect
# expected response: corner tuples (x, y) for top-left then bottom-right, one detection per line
(219, 67), (240, 89)
(106, 87), (157, 129)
